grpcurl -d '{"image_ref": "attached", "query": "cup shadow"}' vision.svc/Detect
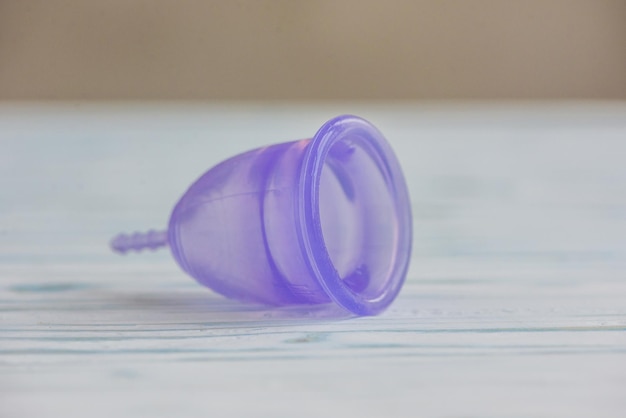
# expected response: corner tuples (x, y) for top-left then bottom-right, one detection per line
(7, 279), (357, 327)
(94, 287), (356, 326)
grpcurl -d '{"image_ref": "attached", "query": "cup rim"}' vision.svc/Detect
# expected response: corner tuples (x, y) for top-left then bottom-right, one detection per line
(297, 115), (413, 315)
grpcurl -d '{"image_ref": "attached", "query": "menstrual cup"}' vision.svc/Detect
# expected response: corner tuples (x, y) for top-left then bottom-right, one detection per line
(111, 115), (412, 315)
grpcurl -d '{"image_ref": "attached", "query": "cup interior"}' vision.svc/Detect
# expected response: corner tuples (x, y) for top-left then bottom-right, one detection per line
(298, 115), (412, 315)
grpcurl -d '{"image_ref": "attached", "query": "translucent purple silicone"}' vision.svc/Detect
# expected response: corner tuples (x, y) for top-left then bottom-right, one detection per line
(111, 115), (412, 316)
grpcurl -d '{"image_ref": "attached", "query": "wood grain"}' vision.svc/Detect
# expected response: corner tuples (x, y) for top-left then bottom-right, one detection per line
(1, 103), (625, 417)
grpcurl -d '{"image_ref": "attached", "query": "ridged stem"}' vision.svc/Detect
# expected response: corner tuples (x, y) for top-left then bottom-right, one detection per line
(110, 229), (168, 254)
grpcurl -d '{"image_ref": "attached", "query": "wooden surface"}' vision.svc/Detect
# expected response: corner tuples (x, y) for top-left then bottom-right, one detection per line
(1, 103), (625, 417)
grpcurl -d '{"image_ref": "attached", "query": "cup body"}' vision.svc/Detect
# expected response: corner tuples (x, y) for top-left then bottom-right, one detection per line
(168, 139), (331, 305)
(168, 115), (412, 315)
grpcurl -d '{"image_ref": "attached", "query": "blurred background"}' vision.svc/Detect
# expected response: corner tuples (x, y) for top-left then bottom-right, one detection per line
(1, 0), (625, 101)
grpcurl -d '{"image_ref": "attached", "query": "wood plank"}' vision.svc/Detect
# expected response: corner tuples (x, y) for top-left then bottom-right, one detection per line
(1, 103), (625, 417)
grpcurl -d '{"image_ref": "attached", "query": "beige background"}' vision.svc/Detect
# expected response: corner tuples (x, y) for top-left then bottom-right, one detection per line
(1, 0), (625, 100)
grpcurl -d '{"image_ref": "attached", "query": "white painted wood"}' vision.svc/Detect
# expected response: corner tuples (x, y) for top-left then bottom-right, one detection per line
(1, 103), (625, 418)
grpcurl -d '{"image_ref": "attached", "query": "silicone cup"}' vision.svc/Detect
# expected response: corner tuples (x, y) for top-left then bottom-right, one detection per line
(111, 115), (412, 316)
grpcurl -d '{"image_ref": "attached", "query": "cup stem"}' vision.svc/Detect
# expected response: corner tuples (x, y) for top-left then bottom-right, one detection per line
(110, 229), (168, 254)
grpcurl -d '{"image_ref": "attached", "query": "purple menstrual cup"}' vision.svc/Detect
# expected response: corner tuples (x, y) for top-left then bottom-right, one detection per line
(111, 115), (412, 315)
